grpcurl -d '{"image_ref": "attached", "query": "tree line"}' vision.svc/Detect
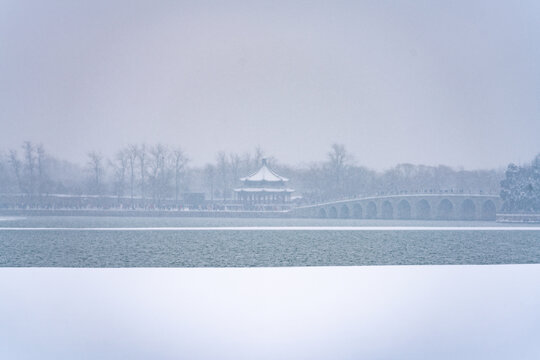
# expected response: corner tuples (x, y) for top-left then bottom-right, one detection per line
(0, 141), (505, 208)
(500, 154), (540, 213)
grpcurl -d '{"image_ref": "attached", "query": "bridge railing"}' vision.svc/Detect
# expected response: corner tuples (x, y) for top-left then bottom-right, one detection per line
(290, 193), (500, 221)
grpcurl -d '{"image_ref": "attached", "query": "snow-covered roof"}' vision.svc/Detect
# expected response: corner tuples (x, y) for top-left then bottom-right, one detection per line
(240, 159), (289, 182)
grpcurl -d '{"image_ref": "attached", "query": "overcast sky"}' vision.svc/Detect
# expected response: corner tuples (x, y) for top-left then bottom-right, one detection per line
(1, 0), (539, 170)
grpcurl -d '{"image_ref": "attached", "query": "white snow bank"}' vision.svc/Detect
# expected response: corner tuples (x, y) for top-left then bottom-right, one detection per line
(1, 226), (540, 231)
(0, 265), (539, 359)
(0, 216), (25, 221)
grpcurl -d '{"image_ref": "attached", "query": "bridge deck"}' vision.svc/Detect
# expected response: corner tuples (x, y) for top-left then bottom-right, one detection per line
(291, 194), (501, 221)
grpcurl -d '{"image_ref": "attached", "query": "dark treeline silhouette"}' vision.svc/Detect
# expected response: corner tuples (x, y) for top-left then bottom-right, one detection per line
(0, 141), (504, 209)
(500, 154), (540, 213)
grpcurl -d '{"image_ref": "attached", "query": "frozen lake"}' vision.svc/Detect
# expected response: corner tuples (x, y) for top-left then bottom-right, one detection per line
(1, 216), (539, 267)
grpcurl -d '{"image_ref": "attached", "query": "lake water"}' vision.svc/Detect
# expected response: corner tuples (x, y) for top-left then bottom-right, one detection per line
(1, 216), (539, 267)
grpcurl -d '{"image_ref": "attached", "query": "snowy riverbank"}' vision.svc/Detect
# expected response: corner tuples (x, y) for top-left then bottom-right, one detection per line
(0, 208), (290, 218)
(1, 265), (539, 359)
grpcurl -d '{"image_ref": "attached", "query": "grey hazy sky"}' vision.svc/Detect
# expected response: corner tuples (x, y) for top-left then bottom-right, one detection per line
(1, 0), (539, 169)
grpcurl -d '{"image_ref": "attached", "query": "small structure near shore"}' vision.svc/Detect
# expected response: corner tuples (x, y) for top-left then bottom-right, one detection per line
(234, 159), (294, 206)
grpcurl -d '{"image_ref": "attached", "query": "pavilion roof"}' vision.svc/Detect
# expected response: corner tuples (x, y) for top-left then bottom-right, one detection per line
(240, 159), (289, 182)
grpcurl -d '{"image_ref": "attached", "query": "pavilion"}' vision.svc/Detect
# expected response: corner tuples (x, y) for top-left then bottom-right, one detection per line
(234, 159), (294, 205)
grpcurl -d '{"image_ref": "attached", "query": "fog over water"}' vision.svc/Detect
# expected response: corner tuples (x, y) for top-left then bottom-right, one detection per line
(1, 1), (539, 169)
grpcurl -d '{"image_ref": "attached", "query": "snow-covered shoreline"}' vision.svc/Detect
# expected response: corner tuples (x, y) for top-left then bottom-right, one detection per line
(1, 265), (539, 359)
(2, 225), (540, 231)
(0, 216), (25, 221)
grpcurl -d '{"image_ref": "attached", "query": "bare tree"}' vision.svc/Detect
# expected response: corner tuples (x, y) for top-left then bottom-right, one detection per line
(238, 146), (265, 176)
(327, 143), (351, 198)
(9, 150), (22, 193)
(36, 144), (47, 196)
(87, 152), (104, 195)
(0, 153), (8, 193)
(137, 144), (147, 205)
(229, 153), (241, 192)
(172, 148), (188, 206)
(204, 164), (216, 203)
(22, 141), (36, 195)
(111, 150), (127, 199)
(126, 145), (138, 208)
(253, 145), (264, 169)
(241, 152), (252, 176)
(148, 144), (169, 206)
(216, 151), (229, 200)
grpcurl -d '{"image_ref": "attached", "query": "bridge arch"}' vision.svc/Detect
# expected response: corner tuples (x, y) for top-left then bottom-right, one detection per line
(352, 204), (363, 219)
(340, 205), (350, 219)
(416, 199), (431, 219)
(482, 200), (496, 220)
(328, 206), (338, 219)
(366, 202), (377, 219)
(437, 199), (454, 220)
(460, 199), (476, 220)
(382, 201), (394, 219)
(397, 200), (411, 219)
(292, 195), (500, 221)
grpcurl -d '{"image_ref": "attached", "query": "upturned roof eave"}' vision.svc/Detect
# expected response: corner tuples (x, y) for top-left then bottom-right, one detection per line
(239, 164), (289, 182)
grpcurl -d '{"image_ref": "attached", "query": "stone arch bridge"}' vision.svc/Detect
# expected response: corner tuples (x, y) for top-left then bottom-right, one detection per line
(290, 194), (501, 221)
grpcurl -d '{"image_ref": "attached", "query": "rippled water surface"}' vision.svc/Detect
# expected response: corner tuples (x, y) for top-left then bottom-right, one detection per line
(0, 216), (539, 267)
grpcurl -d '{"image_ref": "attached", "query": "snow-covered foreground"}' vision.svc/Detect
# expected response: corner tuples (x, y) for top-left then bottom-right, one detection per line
(1, 265), (539, 359)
